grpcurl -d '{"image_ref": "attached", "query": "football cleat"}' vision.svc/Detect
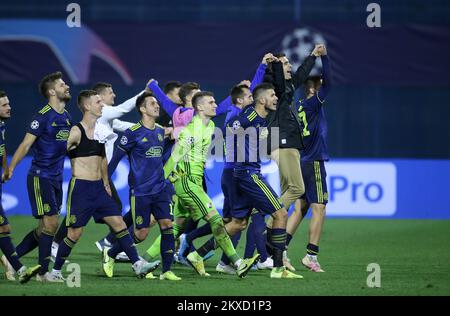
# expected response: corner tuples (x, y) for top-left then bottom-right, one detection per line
(270, 266), (303, 279)
(236, 253), (260, 278)
(160, 270), (182, 281)
(301, 255), (325, 272)
(18, 265), (41, 284)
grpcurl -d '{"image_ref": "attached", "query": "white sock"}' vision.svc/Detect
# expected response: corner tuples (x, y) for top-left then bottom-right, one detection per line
(234, 259), (242, 268)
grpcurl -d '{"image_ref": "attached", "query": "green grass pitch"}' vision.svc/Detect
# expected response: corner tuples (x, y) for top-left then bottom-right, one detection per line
(1, 216), (449, 296)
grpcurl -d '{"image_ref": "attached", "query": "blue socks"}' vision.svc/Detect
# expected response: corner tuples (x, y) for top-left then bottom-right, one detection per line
(105, 211), (133, 244)
(0, 232), (23, 271)
(54, 237), (76, 270)
(38, 230), (55, 275)
(160, 227), (175, 273)
(185, 223), (212, 255)
(16, 228), (39, 258)
(271, 228), (287, 268)
(107, 229), (140, 264)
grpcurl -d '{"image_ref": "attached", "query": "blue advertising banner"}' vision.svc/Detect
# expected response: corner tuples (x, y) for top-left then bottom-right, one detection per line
(2, 157), (450, 219)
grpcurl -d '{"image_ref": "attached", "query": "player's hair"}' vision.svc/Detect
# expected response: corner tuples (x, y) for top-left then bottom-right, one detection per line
(274, 52), (286, 58)
(179, 82), (200, 105)
(135, 91), (154, 116)
(77, 90), (98, 112)
(192, 91), (214, 111)
(252, 83), (274, 103)
(0, 90), (6, 99)
(163, 81), (182, 94)
(230, 84), (250, 105)
(92, 82), (112, 94)
(39, 71), (63, 99)
(303, 76), (322, 95)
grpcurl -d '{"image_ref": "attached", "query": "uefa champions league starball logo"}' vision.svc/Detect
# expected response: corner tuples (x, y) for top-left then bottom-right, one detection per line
(30, 120), (39, 130)
(281, 28), (327, 75)
(120, 136), (128, 146)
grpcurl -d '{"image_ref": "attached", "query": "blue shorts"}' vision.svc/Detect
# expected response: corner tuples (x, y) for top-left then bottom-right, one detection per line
(221, 168), (233, 219)
(27, 175), (63, 219)
(130, 185), (173, 229)
(66, 178), (121, 228)
(232, 170), (284, 218)
(301, 160), (328, 205)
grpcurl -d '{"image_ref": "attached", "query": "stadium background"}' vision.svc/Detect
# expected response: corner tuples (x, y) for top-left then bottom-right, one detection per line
(1, 0), (450, 297)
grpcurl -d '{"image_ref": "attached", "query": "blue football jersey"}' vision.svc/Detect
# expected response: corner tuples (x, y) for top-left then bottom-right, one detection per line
(26, 104), (72, 181)
(118, 121), (167, 196)
(223, 104), (243, 169)
(0, 121), (5, 176)
(228, 106), (269, 172)
(297, 98), (329, 161)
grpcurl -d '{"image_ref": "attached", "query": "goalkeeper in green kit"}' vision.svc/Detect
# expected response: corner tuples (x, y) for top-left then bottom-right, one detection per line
(163, 91), (259, 278)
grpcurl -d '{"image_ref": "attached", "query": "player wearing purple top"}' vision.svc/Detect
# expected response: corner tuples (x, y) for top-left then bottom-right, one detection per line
(102, 92), (180, 281)
(4, 72), (73, 280)
(295, 45), (331, 272)
(0, 90), (41, 283)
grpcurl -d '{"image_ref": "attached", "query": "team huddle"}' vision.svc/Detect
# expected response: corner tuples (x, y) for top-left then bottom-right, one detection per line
(0, 44), (331, 283)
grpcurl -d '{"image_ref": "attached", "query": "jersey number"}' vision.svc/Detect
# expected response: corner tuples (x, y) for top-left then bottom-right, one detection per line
(298, 106), (311, 136)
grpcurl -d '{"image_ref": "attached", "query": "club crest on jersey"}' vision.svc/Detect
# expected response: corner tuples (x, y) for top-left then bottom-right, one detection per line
(158, 134), (163, 142)
(30, 120), (39, 130)
(70, 215), (77, 224)
(136, 216), (143, 225)
(120, 136), (128, 145)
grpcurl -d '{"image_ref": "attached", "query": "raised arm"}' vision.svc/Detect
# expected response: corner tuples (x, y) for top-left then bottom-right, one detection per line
(292, 44), (322, 89)
(249, 54), (272, 91)
(317, 54), (331, 103)
(271, 59), (286, 98)
(112, 119), (134, 132)
(103, 88), (146, 122)
(147, 79), (179, 117)
(216, 54), (272, 115)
